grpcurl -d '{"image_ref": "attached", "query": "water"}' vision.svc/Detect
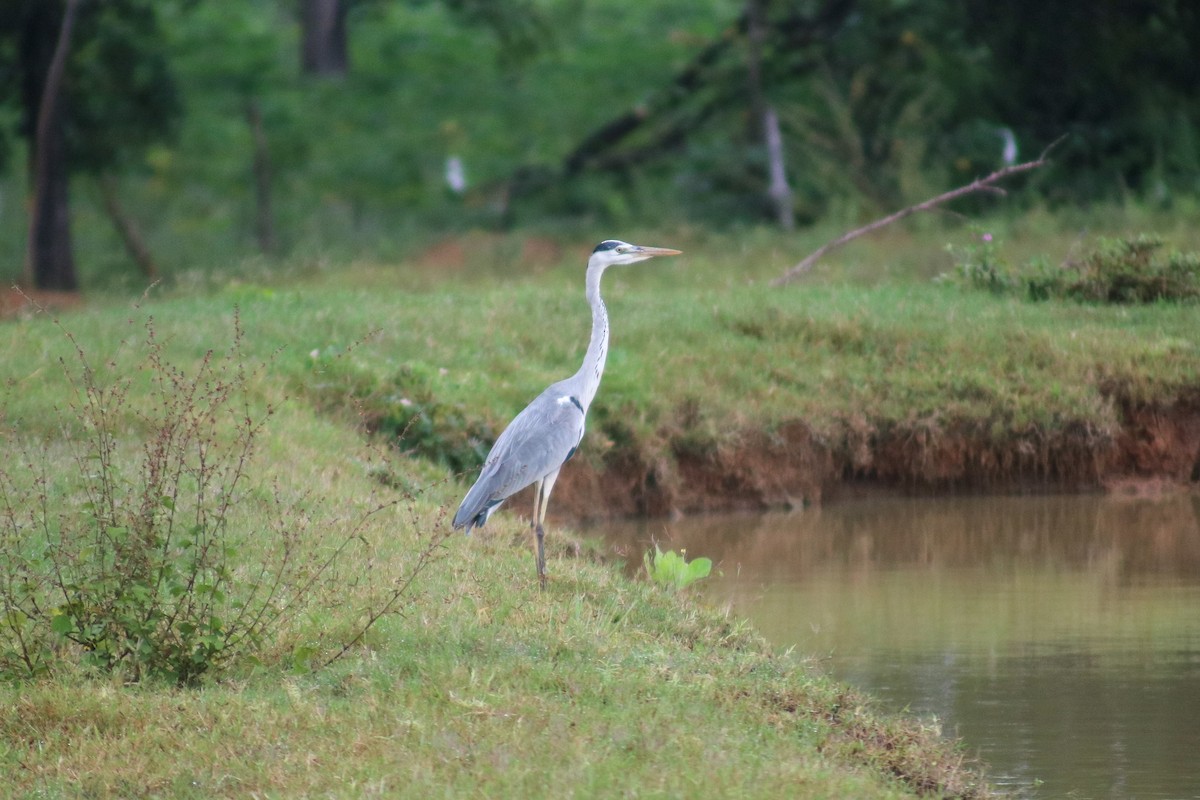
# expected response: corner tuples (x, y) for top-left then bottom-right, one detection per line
(593, 492), (1200, 799)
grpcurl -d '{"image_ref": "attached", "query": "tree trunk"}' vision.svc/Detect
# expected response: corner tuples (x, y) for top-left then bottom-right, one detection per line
(246, 99), (277, 255)
(23, 0), (81, 291)
(300, 0), (349, 77)
(762, 107), (795, 230)
(745, 0), (795, 230)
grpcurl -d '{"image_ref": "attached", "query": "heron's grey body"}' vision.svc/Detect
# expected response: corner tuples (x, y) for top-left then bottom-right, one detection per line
(452, 239), (681, 587)
(453, 376), (588, 533)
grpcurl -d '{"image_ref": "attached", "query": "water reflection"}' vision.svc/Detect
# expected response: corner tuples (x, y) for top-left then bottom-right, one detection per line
(594, 493), (1200, 799)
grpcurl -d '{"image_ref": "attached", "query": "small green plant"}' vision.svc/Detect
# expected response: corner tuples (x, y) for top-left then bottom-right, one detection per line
(643, 545), (713, 591)
(942, 228), (1013, 294)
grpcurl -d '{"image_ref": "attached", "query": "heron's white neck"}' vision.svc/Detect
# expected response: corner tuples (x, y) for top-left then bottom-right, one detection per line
(575, 262), (609, 410)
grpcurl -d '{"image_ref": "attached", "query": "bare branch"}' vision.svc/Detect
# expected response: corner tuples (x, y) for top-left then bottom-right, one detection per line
(770, 136), (1066, 286)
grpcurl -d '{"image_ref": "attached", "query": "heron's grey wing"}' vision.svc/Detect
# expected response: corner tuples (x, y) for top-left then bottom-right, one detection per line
(453, 388), (586, 529)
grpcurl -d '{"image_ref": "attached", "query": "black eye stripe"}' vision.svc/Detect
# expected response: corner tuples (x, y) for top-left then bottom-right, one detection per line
(592, 240), (625, 253)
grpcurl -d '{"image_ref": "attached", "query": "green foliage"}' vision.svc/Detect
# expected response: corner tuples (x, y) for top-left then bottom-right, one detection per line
(5, 0), (1200, 285)
(960, 0), (1200, 201)
(644, 545), (712, 591)
(0, 311), (447, 684)
(945, 231), (1200, 304)
(438, 0), (553, 66)
(306, 349), (492, 475)
(0, 313), (290, 683)
(942, 228), (1014, 294)
(1026, 235), (1200, 304)
(70, 0), (182, 172)
(0, 0), (180, 174)
(0, 314), (269, 682)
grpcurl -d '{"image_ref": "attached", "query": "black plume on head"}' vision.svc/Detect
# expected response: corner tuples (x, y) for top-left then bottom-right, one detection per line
(592, 240), (625, 253)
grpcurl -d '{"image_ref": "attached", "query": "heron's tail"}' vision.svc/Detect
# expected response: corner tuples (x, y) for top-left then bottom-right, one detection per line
(453, 486), (502, 535)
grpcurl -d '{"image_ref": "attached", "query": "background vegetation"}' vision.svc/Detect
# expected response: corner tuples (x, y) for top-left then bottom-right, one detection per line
(1, 3), (1198, 796)
(2, 0), (1199, 287)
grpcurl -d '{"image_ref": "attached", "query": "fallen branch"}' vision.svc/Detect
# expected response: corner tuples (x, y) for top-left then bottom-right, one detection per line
(98, 173), (159, 279)
(770, 137), (1065, 286)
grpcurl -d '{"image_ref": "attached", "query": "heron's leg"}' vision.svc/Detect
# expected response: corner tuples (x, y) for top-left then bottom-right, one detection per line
(535, 522), (546, 590)
(535, 470), (561, 590)
(530, 477), (544, 583)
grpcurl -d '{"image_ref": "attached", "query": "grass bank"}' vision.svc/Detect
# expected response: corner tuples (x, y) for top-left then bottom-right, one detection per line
(3, 212), (1198, 795)
(0, 269), (995, 797)
(284, 215), (1200, 514)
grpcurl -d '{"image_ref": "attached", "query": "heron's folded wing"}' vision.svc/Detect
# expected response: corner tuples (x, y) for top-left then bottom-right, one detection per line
(456, 391), (585, 524)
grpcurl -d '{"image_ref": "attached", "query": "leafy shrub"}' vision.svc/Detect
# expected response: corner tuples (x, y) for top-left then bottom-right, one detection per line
(644, 546), (713, 591)
(0, 316), (275, 683)
(944, 232), (1200, 304)
(1025, 235), (1200, 303)
(0, 313), (447, 684)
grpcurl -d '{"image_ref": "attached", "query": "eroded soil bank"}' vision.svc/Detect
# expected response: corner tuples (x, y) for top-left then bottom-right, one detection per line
(548, 393), (1200, 521)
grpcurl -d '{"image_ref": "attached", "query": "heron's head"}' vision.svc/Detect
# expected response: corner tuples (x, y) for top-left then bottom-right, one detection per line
(589, 239), (682, 268)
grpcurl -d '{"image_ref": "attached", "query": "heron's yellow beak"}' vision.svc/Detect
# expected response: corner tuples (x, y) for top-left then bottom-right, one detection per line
(634, 245), (682, 257)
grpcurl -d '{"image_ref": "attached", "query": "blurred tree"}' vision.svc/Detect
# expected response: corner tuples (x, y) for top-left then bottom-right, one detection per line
(4, 0), (80, 290)
(0, 0), (180, 289)
(300, 0), (350, 76)
(6, 0), (1195, 273)
(300, 0), (549, 77)
(543, 0), (862, 223)
(532, 0), (1200, 224)
(438, 0), (549, 66)
(164, 1), (292, 256)
(745, 0), (794, 229)
(960, 0), (1200, 200)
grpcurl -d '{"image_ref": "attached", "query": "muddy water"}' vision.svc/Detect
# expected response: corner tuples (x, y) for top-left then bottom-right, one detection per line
(592, 493), (1200, 799)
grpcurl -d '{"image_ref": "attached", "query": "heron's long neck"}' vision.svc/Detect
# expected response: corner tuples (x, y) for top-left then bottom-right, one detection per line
(576, 263), (609, 410)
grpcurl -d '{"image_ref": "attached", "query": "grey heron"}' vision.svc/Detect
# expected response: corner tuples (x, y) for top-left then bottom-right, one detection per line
(453, 239), (682, 587)
(997, 126), (1018, 166)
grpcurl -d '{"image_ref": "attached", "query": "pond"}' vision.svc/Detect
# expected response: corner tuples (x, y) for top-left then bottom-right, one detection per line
(592, 492), (1200, 799)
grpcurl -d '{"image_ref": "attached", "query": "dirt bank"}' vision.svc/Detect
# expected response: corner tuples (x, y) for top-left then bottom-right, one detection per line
(0, 288), (83, 319)
(546, 393), (1200, 521)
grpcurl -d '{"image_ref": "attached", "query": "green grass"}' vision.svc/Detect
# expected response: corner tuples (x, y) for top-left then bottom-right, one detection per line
(3, 212), (1199, 796)
(215, 220), (1199, 486)
(0, 250), (996, 797)
(2, 583), (973, 797)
